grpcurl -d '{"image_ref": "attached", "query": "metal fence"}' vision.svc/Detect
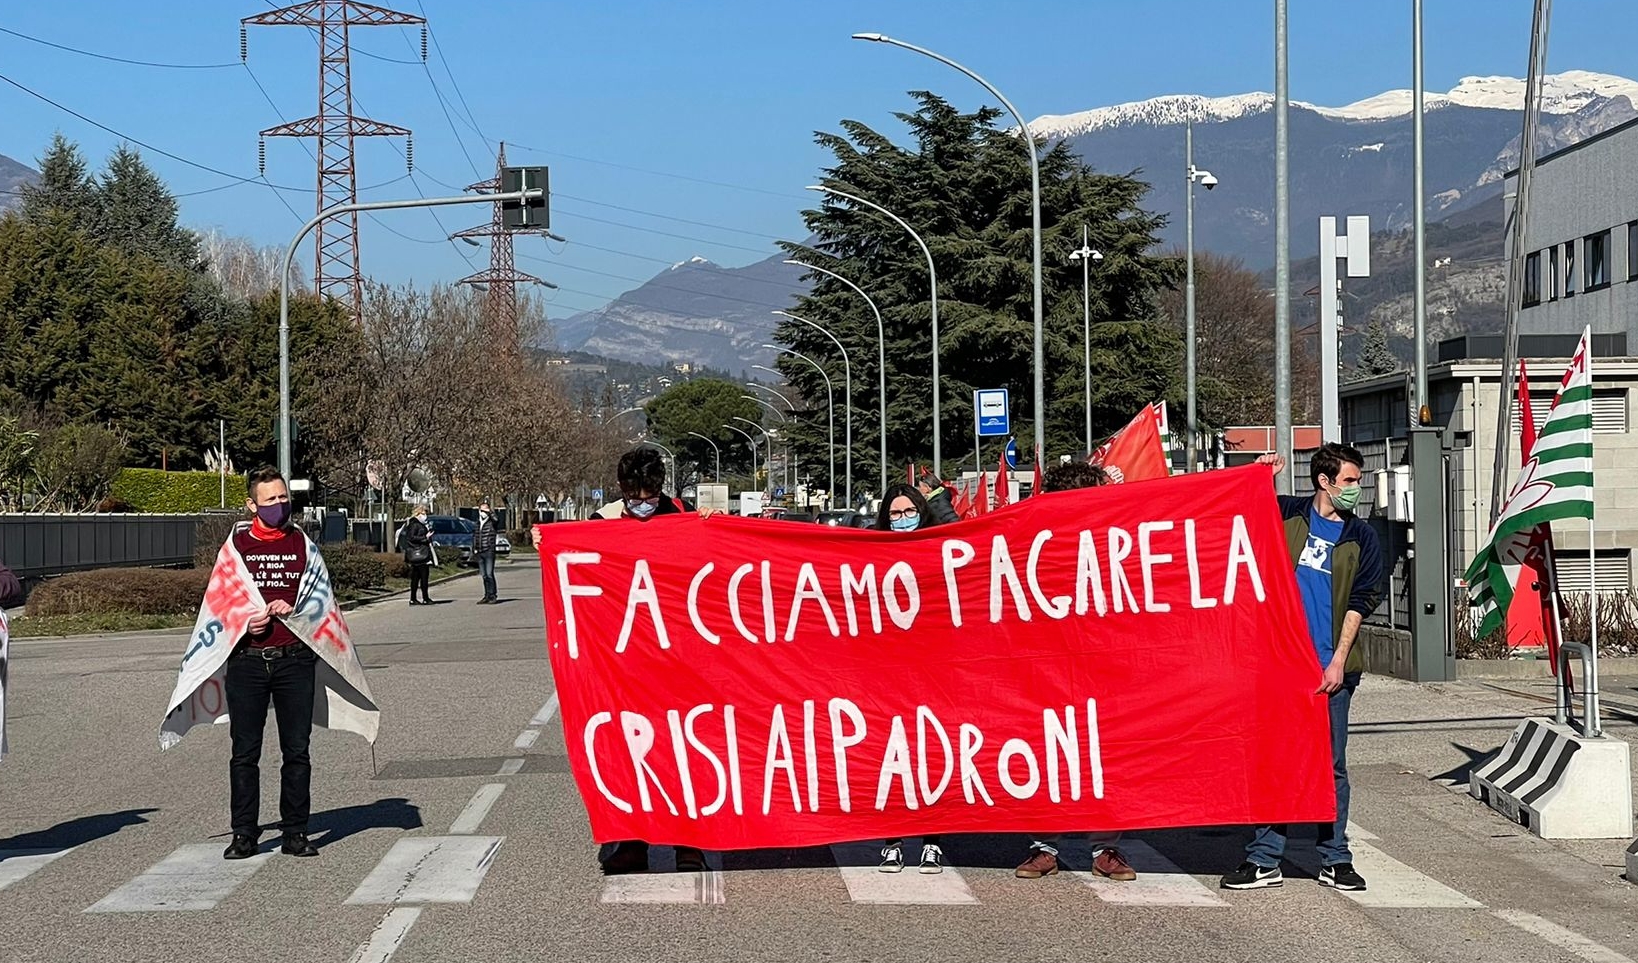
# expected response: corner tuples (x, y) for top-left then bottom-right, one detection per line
(1290, 439), (1414, 631)
(0, 513), (201, 579)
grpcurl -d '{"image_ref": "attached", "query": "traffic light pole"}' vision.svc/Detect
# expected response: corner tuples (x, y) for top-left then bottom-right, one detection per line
(277, 188), (545, 479)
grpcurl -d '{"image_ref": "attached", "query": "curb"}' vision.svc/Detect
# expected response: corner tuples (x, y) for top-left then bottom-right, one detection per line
(341, 568), (477, 611)
(1456, 658), (1554, 680)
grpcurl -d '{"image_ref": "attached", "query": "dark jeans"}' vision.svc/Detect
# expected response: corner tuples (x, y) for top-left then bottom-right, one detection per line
(1246, 670), (1360, 867)
(225, 644), (318, 837)
(409, 561), (431, 600)
(477, 550), (497, 599)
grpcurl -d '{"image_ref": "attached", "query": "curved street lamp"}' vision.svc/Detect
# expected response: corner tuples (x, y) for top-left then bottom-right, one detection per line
(851, 32), (1044, 468)
(1068, 226), (1104, 455)
(785, 258), (879, 496)
(732, 416), (776, 495)
(759, 348), (834, 508)
(640, 439), (676, 494)
(747, 381), (796, 413)
(771, 310), (850, 512)
(720, 423), (758, 494)
(742, 394), (789, 423)
(806, 186), (943, 477)
(685, 430), (721, 484)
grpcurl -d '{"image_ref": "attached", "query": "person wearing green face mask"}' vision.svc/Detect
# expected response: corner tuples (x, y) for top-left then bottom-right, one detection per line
(1222, 443), (1382, 895)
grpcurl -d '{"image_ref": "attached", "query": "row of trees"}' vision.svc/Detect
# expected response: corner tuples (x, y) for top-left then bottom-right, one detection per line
(0, 135), (632, 513)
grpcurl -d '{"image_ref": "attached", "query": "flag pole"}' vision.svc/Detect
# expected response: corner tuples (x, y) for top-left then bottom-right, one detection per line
(1542, 536), (1571, 724)
(1587, 343), (1600, 736)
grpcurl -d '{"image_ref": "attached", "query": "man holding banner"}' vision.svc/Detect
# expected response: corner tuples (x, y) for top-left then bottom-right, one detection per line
(1222, 444), (1381, 892)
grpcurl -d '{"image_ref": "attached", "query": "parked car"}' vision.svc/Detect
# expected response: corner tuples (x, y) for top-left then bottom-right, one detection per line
(816, 510), (859, 528)
(426, 515), (511, 567)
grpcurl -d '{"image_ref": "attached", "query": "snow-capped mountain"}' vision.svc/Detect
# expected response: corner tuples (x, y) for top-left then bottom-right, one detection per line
(1031, 70), (1638, 137)
(1037, 70), (1637, 265)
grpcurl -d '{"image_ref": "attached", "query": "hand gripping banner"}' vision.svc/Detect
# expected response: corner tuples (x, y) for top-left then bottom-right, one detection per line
(538, 465), (1334, 850)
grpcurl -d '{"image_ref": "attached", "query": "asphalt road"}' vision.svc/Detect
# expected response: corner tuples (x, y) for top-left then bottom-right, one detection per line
(3, 555), (1636, 963)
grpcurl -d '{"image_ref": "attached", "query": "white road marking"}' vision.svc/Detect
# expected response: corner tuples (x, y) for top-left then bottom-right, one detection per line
(86, 843), (273, 912)
(449, 784), (506, 835)
(830, 842), (977, 905)
(1338, 841), (1484, 909)
(1494, 910), (1637, 963)
(346, 906), (422, 963)
(1347, 820), (1379, 841)
(512, 729), (540, 751)
(0, 847), (76, 893)
(1062, 839), (1226, 907)
(530, 692), (559, 727)
(346, 836), (504, 905)
(599, 848), (725, 905)
(496, 757), (524, 776)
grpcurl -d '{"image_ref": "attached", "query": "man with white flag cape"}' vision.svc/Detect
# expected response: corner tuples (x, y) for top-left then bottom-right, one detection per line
(161, 466), (378, 859)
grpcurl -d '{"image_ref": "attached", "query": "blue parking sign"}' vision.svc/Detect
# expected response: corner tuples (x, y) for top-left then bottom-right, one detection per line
(975, 388), (1009, 438)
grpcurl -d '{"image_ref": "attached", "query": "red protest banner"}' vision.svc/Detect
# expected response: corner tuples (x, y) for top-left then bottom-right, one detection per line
(537, 465), (1333, 851)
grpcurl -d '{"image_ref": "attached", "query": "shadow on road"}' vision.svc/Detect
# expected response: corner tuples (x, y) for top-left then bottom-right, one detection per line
(298, 797), (422, 848)
(0, 808), (158, 852)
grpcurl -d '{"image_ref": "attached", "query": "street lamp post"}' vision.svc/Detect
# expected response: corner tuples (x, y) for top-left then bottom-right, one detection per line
(721, 423), (758, 494)
(806, 185), (942, 477)
(732, 416), (776, 496)
(745, 391), (798, 497)
(641, 440), (677, 494)
(760, 341), (837, 509)
(747, 382), (797, 414)
(1068, 226), (1103, 455)
(685, 430), (721, 484)
(276, 188), (543, 478)
(785, 259), (875, 499)
(852, 32), (1043, 467)
(770, 309), (851, 509)
(1185, 118), (1218, 473)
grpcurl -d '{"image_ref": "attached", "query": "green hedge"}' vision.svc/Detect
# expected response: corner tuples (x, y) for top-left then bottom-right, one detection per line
(112, 468), (247, 513)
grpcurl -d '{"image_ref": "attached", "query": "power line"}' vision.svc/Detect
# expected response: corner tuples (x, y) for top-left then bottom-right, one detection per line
(0, 25), (240, 69)
(410, 7), (490, 144)
(501, 140), (807, 201)
(517, 251), (805, 311)
(552, 191), (787, 241)
(552, 208), (777, 257)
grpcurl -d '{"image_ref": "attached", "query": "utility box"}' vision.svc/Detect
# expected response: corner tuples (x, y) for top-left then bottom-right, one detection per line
(737, 492), (764, 517)
(695, 484), (730, 513)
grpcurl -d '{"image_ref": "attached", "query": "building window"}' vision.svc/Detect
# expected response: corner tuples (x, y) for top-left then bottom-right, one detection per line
(1523, 251), (1541, 306)
(1564, 241), (1576, 296)
(1629, 221), (1637, 281)
(1584, 229), (1612, 289)
(1548, 245), (1559, 300)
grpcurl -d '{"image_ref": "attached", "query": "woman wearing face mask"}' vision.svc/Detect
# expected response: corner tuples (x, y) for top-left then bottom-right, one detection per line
(400, 505), (435, 605)
(872, 482), (950, 873)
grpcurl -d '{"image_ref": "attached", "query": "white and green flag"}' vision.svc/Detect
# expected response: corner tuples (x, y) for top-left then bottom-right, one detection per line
(1465, 326), (1595, 639)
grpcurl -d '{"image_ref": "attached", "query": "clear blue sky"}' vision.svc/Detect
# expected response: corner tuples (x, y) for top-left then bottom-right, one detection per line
(2, 1), (1633, 321)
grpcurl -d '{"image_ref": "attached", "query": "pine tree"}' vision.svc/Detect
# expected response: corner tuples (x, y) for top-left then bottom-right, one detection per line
(17, 133), (96, 230)
(1353, 319), (1401, 381)
(91, 144), (200, 268)
(780, 92), (1182, 482)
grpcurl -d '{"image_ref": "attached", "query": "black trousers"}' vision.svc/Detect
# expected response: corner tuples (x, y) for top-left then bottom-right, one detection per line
(409, 561), (431, 600)
(225, 645), (317, 836)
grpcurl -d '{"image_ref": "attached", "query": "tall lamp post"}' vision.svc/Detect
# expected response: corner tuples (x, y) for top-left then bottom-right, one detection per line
(785, 259), (876, 498)
(759, 345), (836, 508)
(747, 382), (797, 415)
(743, 397), (794, 493)
(805, 186), (942, 476)
(641, 440), (677, 494)
(851, 32), (1043, 468)
(1184, 118), (1219, 473)
(685, 430), (721, 484)
(771, 310), (851, 511)
(721, 423), (758, 494)
(1068, 226), (1103, 455)
(732, 416), (775, 495)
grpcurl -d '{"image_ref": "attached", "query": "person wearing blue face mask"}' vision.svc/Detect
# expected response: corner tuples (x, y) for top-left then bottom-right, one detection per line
(872, 482), (952, 873)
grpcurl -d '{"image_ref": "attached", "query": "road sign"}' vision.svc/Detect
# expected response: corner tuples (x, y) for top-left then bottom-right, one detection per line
(501, 166), (549, 229)
(1005, 436), (1019, 469)
(975, 388), (1010, 438)
(775, 487), (786, 497)
(591, 488), (604, 503)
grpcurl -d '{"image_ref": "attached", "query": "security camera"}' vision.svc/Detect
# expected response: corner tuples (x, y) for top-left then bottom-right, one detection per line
(1200, 172), (1218, 190)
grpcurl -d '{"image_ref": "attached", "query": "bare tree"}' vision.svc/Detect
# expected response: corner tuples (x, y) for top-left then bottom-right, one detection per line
(199, 230), (304, 300)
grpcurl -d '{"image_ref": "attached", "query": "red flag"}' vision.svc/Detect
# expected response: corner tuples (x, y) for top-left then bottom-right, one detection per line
(1505, 360), (1563, 674)
(974, 471), (990, 515)
(995, 449), (1012, 507)
(948, 480), (972, 519)
(1032, 445), (1043, 498)
(1090, 404), (1171, 484)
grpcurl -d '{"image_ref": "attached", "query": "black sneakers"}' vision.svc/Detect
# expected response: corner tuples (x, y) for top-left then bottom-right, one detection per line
(1220, 861), (1284, 889)
(222, 834), (258, 860)
(1320, 862), (1368, 891)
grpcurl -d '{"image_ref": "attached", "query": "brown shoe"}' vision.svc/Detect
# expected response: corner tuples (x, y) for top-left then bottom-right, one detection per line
(1015, 849), (1059, 878)
(1093, 847), (1138, 881)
